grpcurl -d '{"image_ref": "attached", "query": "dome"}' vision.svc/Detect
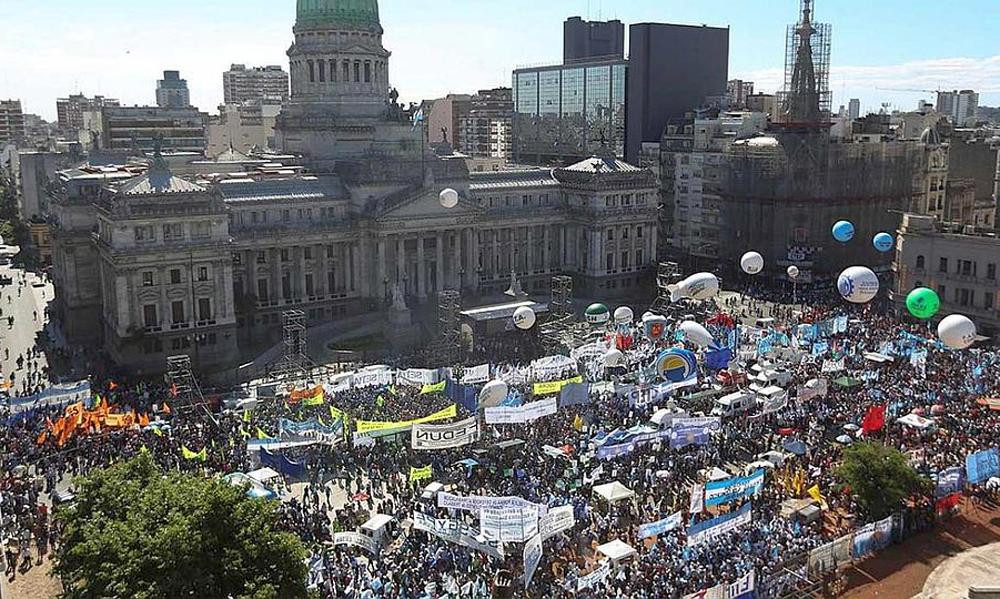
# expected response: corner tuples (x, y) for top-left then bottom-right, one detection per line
(296, 0), (380, 30)
(919, 126), (941, 145)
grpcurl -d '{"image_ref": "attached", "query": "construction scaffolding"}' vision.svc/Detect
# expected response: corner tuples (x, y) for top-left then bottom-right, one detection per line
(165, 354), (218, 426)
(265, 309), (323, 386)
(549, 275), (573, 319)
(649, 262), (680, 315)
(539, 275), (587, 352)
(424, 290), (463, 366)
(776, 0), (832, 126)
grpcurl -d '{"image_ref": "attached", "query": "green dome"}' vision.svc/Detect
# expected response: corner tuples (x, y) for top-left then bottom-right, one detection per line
(296, 0), (380, 30)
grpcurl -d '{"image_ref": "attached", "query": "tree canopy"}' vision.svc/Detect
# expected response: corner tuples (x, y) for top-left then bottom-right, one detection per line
(835, 441), (932, 520)
(54, 452), (309, 599)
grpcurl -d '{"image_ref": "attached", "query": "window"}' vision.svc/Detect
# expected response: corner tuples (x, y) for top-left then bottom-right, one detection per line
(636, 249), (644, 266)
(637, 226), (643, 238)
(622, 227), (629, 240)
(938, 284), (946, 298)
(257, 279), (269, 301)
(281, 249), (290, 262)
(197, 266), (209, 282)
(171, 301), (185, 324)
(364, 61), (371, 83)
(621, 251), (629, 269)
(143, 305), (158, 328)
(354, 61), (360, 82)
(163, 223), (182, 241)
(251, 212), (259, 224)
(915, 255), (925, 270)
(282, 273), (291, 299)
(989, 264), (997, 281)
(606, 230), (613, 241)
(134, 226), (154, 242)
(304, 247), (312, 260)
(256, 251), (266, 264)
(606, 254), (614, 272)
(191, 222), (210, 239)
(939, 257), (948, 273)
(305, 273), (314, 296)
(233, 253), (242, 266)
(960, 260), (974, 276)
(282, 209), (290, 222)
(169, 269), (181, 284)
(958, 288), (971, 307)
(198, 298), (211, 321)
(985, 292), (995, 310)
(141, 271), (155, 287)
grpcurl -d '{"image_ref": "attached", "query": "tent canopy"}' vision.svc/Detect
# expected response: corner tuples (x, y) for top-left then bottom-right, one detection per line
(596, 539), (637, 562)
(593, 481), (635, 503)
(782, 440), (808, 456)
(833, 377), (863, 389)
(897, 413), (935, 429)
(247, 467), (280, 483)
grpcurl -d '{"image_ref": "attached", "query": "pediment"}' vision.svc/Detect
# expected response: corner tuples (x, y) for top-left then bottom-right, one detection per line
(377, 189), (483, 222)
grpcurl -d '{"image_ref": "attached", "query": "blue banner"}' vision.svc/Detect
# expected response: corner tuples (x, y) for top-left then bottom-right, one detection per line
(637, 512), (682, 539)
(934, 466), (965, 498)
(704, 470), (766, 507)
(852, 516), (892, 559)
(965, 448), (1000, 484)
(670, 424), (713, 449)
(812, 341), (829, 357)
(705, 347), (733, 370)
(559, 382), (590, 408)
(451, 383), (478, 414)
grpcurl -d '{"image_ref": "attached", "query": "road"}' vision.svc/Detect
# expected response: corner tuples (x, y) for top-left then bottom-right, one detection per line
(0, 263), (51, 394)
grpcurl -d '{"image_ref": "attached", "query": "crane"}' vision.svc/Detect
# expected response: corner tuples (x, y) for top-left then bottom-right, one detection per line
(875, 87), (942, 94)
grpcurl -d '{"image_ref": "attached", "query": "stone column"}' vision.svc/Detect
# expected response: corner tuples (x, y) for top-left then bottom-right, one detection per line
(526, 227), (534, 274)
(317, 243), (328, 296)
(491, 229), (499, 278)
(395, 235), (404, 285)
(465, 228), (477, 289)
(352, 239), (362, 294)
(376, 236), (386, 302)
(416, 234), (426, 298)
(543, 225), (551, 273)
(272, 248), (282, 303)
(435, 231), (445, 293)
(507, 228), (515, 274)
(452, 230), (462, 289)
(292, 246), (303, 299)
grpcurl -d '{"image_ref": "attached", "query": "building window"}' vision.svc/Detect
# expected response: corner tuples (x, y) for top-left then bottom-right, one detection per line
(342, 60), (349, 81)
(169, 269), (181, 284)
(134, 226), (154, 243)
(233, 253), (242, 266)
(364, 61), (371, 83)
(197, 266), (209, 282)
(988, 263), (997, 280)
(143, 305), (158, 328)
(141, 271), (155, 287)
(637, 226), (643, 238)
(622, 227), (629, 240)
(251, 212), (259, 224)
(958, 288), (971, 307)
(606, 253), (613, 272)
(282, 209), (290, 222)
(621, 251), (629, 269)
(257, 279), (269, 301)
(960, 260), (974, 276)
(256, 251), (266, 264)
(197, 298), (211, 321)
(305, 273), (314, 296)
(304, 247), (312, 260)
(163, 224), (182, 241)
(636, 249), (643, 266)
(171, 301), (185, 324)
(354, 61), (361, 82)
(985, 292), (995, 310)
(282, 273), (291, 299)
(318, 59), (325, 82)
(307, 60), (315, 83)
(915, 255), (925, 270)
(606, 229), (613, 241)
(939, 257), (948, 273)
(191, 222), (210, 239)
(281, 249), (290, 262)
(938, 284), (946, 298)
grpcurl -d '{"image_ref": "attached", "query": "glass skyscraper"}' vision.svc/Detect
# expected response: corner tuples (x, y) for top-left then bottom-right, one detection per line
(512, 59), (626, 165)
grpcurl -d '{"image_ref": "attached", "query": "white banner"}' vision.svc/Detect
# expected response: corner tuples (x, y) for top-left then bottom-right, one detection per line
(762, 395), (788, 415)
(460, 364), (491, 385)
(437, 491), (547, 515)
(399, 368), (438, 386)
(411, 417), (479, 450)
(411, 512), (504, 559)
(353, 370), (393, 389)
(686, 504), (753, 547)
(331, 532), (380, 555)
(821, 358), (845, 373)
(682, 569), (755, 599)
(484, 398), (558, 425)
(8, 380), (91, 414)
(576, 560), (612, 591)
(481, 507), (539, 543)
(523, 533), (543, 587)
(352, 432), (375, 448)
(690, 483), (704, 515)
(538, 504), (576, 541)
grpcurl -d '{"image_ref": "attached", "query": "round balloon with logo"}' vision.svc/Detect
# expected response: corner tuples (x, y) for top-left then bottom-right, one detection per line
(585, 303), (610, 325)
(654, 348), (698, 382)
(837, 266), (879, 304)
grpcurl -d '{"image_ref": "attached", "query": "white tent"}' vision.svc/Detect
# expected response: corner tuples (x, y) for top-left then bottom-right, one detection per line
(897, 414), (935, 429)
(596, 539), (637, 563)
(247, 467), (280, 483)
(592, 481), (636, 504)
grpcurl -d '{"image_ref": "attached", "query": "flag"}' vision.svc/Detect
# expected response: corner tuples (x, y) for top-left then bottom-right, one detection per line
(301, 388), (325, 407)
(138, 413), (150, 427)
(411, 107), (425, 132)
(36, 431), (48, 445)
(170, 383), (179, 398)
(807, 484), (827, 509)
(409, 465), (433, 483)
(420, 380), (447, 395)
(256, 427), (273, 440)
(243, 409), (251, 422)
(181, 446), (207, 461)
(161, 402), (172, 415)
(329, 406), (345, 422)
(152, 425), (164, 437)
(861, 404), (886, 435)
(108, 380), (118, 391)
(376, 395), (386, 408)
(572, 414), (584, 432)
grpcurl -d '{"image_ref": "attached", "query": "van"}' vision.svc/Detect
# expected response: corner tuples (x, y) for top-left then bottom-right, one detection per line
(710, 391), (757, 418)
(756, 386), (788, 410)
(360, 513), (395, 548)
(754, 368), (792, 387)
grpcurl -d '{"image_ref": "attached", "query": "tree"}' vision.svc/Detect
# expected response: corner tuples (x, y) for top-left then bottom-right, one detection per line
(835, 442), (933, 520)
(54, 453), (309, 599)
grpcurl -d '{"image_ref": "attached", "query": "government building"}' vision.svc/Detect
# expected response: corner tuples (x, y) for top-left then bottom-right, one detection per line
(48, 0), (658, 374)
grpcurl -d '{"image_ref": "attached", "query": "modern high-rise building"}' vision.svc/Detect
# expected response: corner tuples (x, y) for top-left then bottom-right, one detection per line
(223, 64), (289, 104)
(848, 98), (860, 120)
(156, 70), (191, 108)
(0, 100), (26, 145)
(457, 88), (513, 161)
(563, 17), (625, 62)
(936, 90), (979, 127)
(102, 106), (208, 153)
(426, 94), (472, 146)
(625, 23), (730, 164)
(56, 94), (120, 136)
(726, 80), (754, 109)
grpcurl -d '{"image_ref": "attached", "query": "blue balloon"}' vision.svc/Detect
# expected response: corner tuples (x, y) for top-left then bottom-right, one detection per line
(654, 348), (698, 382)
(832, 220), (855, 243)
(872, 232), (894, 253)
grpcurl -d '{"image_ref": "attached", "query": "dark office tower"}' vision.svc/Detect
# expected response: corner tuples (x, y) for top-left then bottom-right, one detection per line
(625, 23), (729, 164)
(564, 17), (625, 62)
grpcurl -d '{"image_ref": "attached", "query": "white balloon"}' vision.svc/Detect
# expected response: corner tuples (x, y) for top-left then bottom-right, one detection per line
(837, 266), (879, 304)
(787, 265), (800, 279)
(439, 188), (459, 209)
(478, 379), (509, 408)
(669, 272), (720, 302)
(679, 321), (715, 348)
(603, 348), (624, 367)
(512, 306), (536, 330)
(937, 314), (977, 350)
(613, 306), (634, 325)
(740, 251), (764, 275)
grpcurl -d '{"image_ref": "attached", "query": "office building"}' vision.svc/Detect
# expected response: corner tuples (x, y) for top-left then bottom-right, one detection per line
(746, 93), (778, 120)
(56, 94), (120, 136)
(937, 90), (979, 127)
(625, 23), (730, 164)
(102, 106), (208, 153)
(848, 98), (860, 120)
(156, 70), (191, 108)
(223, 64), (289, 104)
(726, 80), (754, 109)
(0, 100), (26, 145)
(206, 100), (281, 157)
(427, 94), (472, 146)
(563, 17), (625, 62)
(457, 88), (513, 161)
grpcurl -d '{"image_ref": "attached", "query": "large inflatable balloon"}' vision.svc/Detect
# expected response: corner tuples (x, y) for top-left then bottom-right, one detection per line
(937, 314), (977, 350)
(585, 303), (610, 325)
(642, 314), (668, 341)
(439, 188), (459, 209)
(653, 348), (698, 383)
(872, 232), (894, 253)
(832, 220), (855, 243)
(478, 379), (509, 408)
(905, 287), (941, 320)
(837, 266), (879, 304)
(669, 272), (720, 302)
(613, 306), (634, 325)
(679, 321), (715, 348)
(786, 265), (800, 280)
(740, 251), (764, 275)
(603, 348), (624, 367)
(512, 306), (536, 330)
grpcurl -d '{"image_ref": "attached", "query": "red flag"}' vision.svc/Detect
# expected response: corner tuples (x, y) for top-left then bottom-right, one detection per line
(861, 404), (886, 434)
(170, 383), (179, 398)
(108, 380), (118, 391)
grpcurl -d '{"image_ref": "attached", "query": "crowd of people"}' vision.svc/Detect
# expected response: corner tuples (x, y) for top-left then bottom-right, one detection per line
(2, 271), (999, 598)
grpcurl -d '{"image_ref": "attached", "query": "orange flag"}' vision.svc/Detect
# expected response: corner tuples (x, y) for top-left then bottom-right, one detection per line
(138, 412), (151, 427)
(170, 383), (179, 398)
(162, 403), (172, 415)
(36, 431), (48, 446)
(108, 380), (118, 391)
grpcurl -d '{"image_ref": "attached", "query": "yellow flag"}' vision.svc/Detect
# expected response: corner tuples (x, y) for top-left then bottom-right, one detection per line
(256, 427), (273, 440)
(181, 446), (207, 461)
(807, 484), (828, 509)
(301, 387), (325, 406)
(420, 380), (447, 395)
(572, 414), (584, 432)
(409, 465), (433, 483)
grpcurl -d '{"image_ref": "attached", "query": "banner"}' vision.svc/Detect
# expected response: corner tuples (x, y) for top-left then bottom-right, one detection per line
(7, 380), (92, 414)
(411, 511), (504, 559)
(558, 382), (591, 408)
(690, 484), (704, 515)
(965, 448), (1000, 484)
(355, 404), (457, 434)
(538, 505), (575, 541)
(480, 507), (539, 543)
(761, 394), (788, 415)
(460, 364), (490, 385)
(934, 466), (965, 498)
(821, 358), (845, 373)
(686, 503), (752, 546)
(523, 533), (543, 587)
(532, 376), (583, 396)
(437, 491), (546, 515)
(409, 465), (433, 483)
(684, 570), (755, 599)
(400, 368), (439, 386)
(852, 516), (893, 559)
(352, 369), (393, 389)
(576, 560), (612, 591)
(420, 380), (448, 395)
(704, 470), (766, 507)
(332, 532), (379, 555)
(637, 512), (682, 539)
(411, 417), (478, 450)
(670, 417), (721, 449)
(484, 398), (558, 425)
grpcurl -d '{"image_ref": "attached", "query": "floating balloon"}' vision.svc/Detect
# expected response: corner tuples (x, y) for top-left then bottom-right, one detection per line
(905, 287), (941, 320)
(613, 306), (634, 325)
(603, 348), (624, 367)
(669, 272), (720, 302)
(439, 188), (459, 209)
(478, 379), (509, 408)
(512, 306), (536, 330)
(872, 232), (894, 253)
(642, 314), (668, 341)
(786, 265), (800, 280)
(937, 314), (977, 350)
(740, 251), (764, 275)
(679, 321), (715, 348)
(653, 348), (698, 383)
(832, 220), (855, 243)
(837, 266), (879, 304)
(585, 303), (610, 325)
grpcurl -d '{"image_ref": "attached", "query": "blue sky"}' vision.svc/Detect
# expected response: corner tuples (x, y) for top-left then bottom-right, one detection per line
(2, 0), (998, 120)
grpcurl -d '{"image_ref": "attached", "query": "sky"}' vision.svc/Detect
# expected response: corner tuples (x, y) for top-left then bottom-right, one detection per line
(1, 0), (998, 121)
